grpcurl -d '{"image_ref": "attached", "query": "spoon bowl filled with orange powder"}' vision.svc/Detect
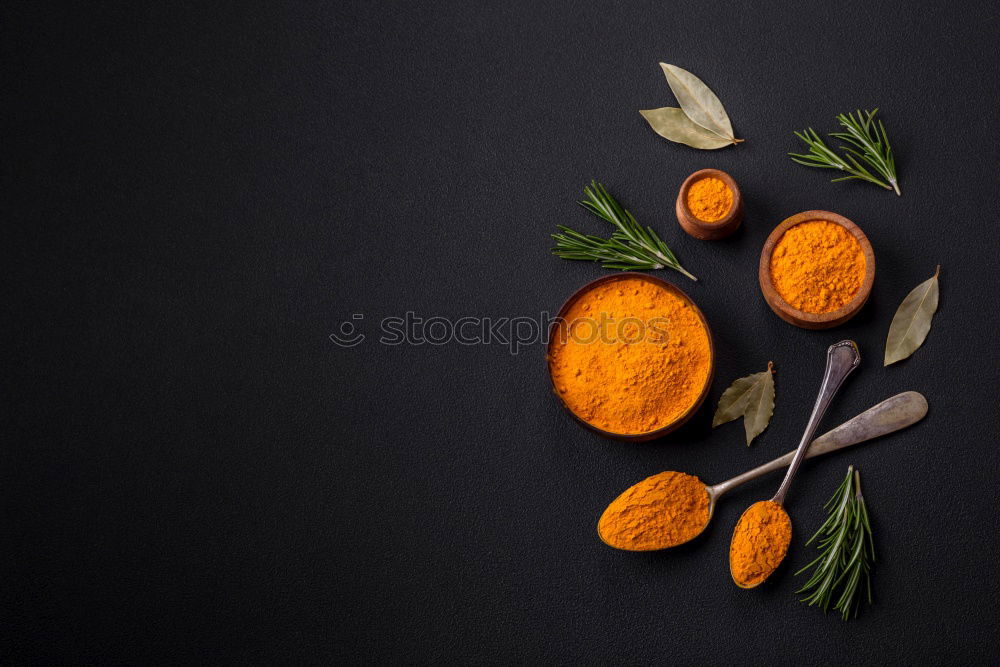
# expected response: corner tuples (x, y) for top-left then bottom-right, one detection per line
(758, 210), (875, 329)
(547, 274), (714, 440)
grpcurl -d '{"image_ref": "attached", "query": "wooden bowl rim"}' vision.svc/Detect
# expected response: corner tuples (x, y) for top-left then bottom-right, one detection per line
(546, 273), (715, 442)
(677, 168), (742, 230)
(757, 210), (876, 326)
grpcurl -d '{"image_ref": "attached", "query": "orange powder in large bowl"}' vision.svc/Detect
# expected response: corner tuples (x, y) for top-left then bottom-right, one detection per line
(548, 275), (712, 436)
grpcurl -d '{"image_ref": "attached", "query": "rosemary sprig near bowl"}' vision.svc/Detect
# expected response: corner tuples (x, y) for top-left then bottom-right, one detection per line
(796, 466), (875, 620)
(789, 109), (901, 196)
(551, 181), (697, 280)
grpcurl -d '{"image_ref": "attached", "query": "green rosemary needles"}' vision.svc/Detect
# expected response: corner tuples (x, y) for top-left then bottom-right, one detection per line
(796, 466), (875, 620)
(790, 109), (901, 195)
(551, 181), (697, 280)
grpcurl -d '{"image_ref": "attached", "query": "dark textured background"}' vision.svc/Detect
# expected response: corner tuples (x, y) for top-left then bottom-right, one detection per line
(5, 1), (1000, 663)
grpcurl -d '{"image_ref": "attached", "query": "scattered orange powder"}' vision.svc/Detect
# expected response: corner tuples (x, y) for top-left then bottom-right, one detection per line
(686, 177), (733, 222)
(729, 500), (792, 587)
(548, 276), (712, 435)
(598, 471), (710, 550)
(769, 220), (866, 313)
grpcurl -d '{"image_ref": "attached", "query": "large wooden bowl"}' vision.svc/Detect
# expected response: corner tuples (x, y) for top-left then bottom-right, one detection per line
(546, 273), (715, 441)
(758, 210), (875, 329)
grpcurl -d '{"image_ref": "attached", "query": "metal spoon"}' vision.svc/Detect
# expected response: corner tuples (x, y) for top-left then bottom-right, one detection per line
(729, 340), (861, 588)
(597, 390), (926, 551)
(705, 390), (924, 520)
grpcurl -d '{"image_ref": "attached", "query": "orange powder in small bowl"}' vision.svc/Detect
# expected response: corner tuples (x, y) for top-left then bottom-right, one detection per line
(769, 220), (866, 314)
(547, 275), (713, 438)
(686, 177), (733, 223)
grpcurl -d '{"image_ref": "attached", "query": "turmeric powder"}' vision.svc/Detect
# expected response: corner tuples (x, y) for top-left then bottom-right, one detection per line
(769, 220), (866, 313)
(598, 471), (709, 550)
(548, 276), (712, 435)
(686, 176), (733, 222)
(729, 500), (792, 587)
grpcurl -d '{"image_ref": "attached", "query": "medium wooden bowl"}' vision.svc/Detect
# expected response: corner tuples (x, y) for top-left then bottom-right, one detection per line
(675, 168), (743, 240)
(546, 273), (715, 441)
(758, 210), (875, 329)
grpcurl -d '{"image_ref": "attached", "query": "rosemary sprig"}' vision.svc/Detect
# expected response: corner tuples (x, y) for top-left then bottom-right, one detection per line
(796, 466), (875, 620)
(551, 181), (697, 280)
(789, 109), (901, 196)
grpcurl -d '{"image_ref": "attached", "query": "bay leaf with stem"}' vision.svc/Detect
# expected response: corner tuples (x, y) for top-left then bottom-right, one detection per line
(884, 266), (940, 366)
(659, 63), (740, 143)
(712, 362), (775, 446)
(639, 107), (733, 149)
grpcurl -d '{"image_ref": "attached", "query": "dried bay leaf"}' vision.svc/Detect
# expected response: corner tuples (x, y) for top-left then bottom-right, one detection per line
(713, 362), (775, 446)
(659, 63), (739, 143)
(639, 107), (733, 149)
(742, 379), (774, 447)
(712, 377), (755, 427)
(884, 266), (940, 366)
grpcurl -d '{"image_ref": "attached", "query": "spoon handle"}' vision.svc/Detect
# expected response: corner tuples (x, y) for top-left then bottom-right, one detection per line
(771, 340), (860, 506)
(807, 391), (927, 458)
(710, 391), (926, 497)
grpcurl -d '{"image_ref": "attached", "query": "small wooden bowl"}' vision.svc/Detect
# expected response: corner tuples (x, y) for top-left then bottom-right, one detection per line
(546, 273), (715, 441)
(675, 168), (743, 240)
(758, 210), (875, 329)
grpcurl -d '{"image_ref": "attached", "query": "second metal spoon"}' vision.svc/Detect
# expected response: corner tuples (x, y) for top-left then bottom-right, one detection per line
(730, 340), (861, 588)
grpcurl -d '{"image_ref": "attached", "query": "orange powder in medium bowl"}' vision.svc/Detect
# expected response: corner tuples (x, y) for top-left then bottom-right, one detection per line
(769, 220), (866, 314)
(547, 274), (713, 440)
